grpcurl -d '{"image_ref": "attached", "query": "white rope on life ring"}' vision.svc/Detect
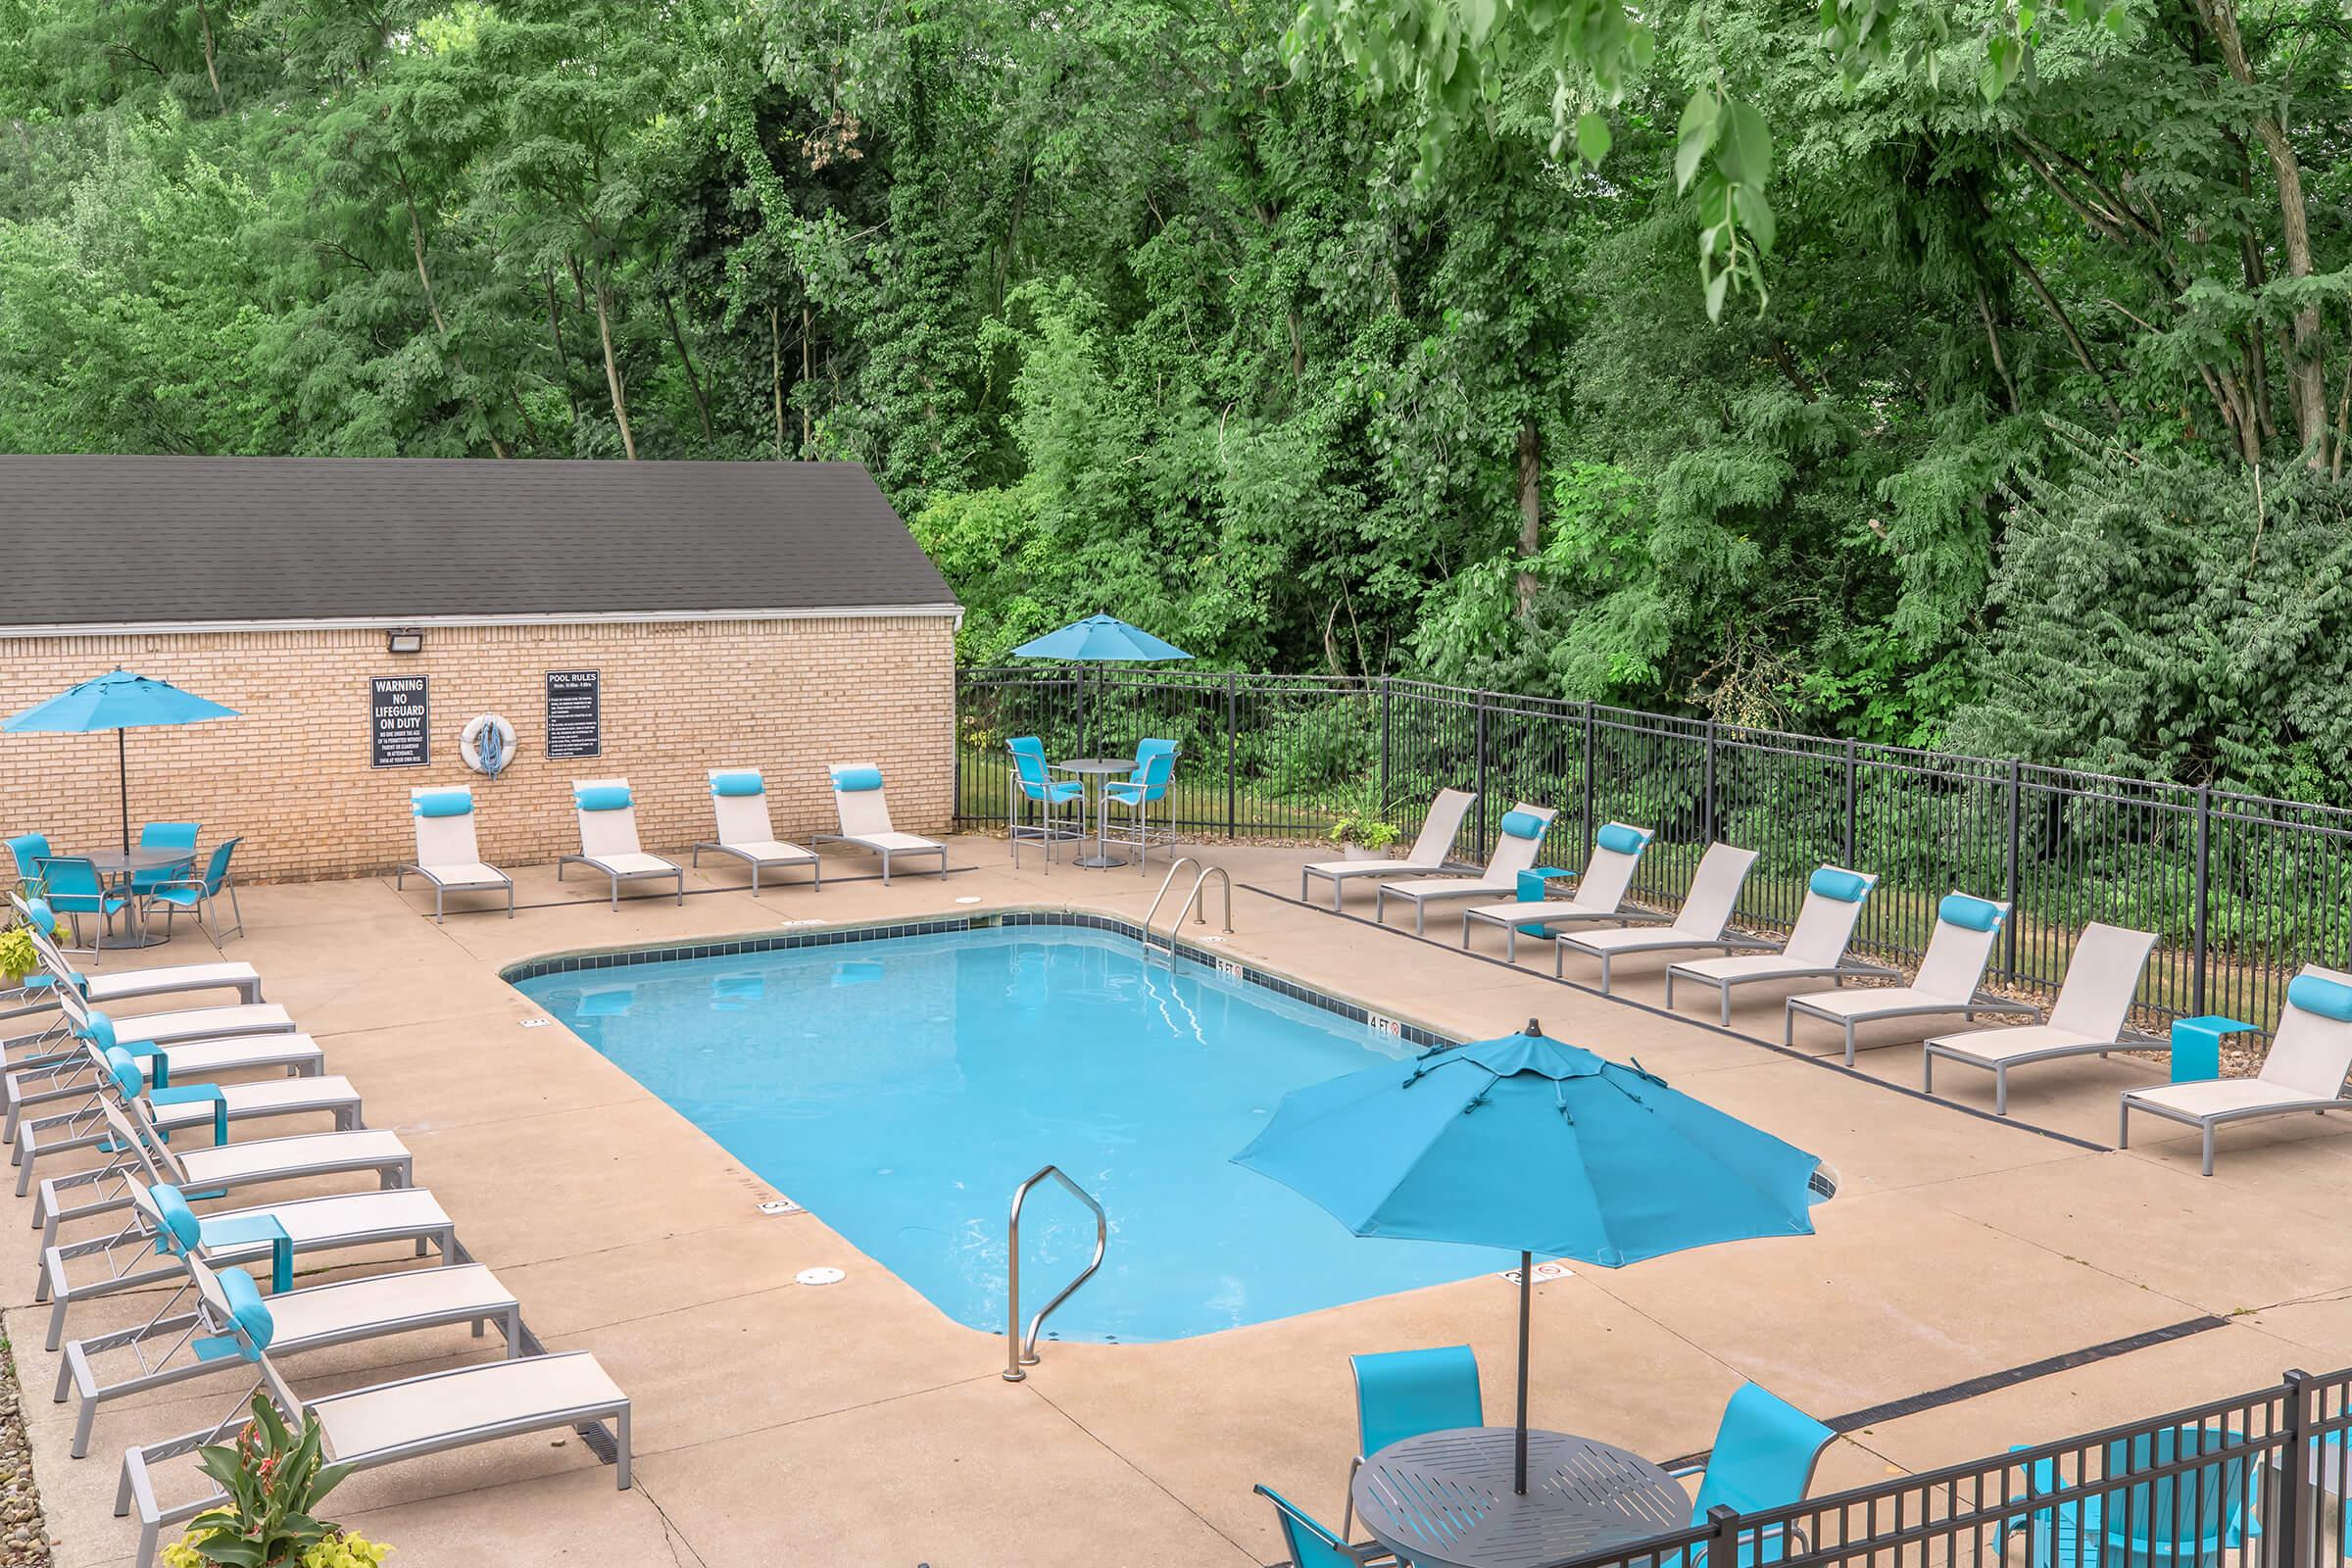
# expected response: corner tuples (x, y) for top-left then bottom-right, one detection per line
(461, 713), (516, 776)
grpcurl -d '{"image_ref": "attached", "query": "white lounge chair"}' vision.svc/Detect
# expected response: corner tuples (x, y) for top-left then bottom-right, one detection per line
(1298, 789), (1475, 909)
(63, 1250), (519, 1459)
(43, 1171), (457, 1353)
(13, 893), (261, 1007)
(2120, 966), (2352, 1175)
(1554, 843), (1770, 989)
(1374, 804), (1559, 935)
(1784, 893), (2041, 1064)
(560, 779), (684, 910)
(5, 1005), (322, 1143)
(16, 1038), (364, 1198)
(692, 768), (820, 895)
(397, 786), (514, 921)
(1460, 821), (1658, 960)
(122, 1345), (629, 1567)
(816, 762), (948, 884)
(1665, 865), (1896, 1026)
(34, 1098), (413, 1259)
(1922, 922), (2160, 1114)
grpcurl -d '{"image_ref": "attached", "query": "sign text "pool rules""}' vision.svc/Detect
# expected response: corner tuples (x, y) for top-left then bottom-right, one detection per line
(369, 675), (429, 767)
(544, 669), (602, 760)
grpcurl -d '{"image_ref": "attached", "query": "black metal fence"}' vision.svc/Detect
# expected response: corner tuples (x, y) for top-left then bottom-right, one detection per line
(1548, 1363), (2351, 1568)
(954, 668), (2352, 1032)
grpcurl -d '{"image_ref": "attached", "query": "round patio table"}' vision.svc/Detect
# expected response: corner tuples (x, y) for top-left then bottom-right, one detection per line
(68, 846), (195, 948)
(1053, 758), (1140, 868)
(1350, 1427), (1691, 1568)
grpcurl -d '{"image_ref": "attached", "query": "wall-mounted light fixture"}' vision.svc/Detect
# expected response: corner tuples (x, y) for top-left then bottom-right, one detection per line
(386, 627), (424, 655)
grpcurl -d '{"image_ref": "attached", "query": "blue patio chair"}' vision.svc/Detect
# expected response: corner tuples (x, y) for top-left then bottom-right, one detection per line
(1006, 736), (1084, 871)
(1655, 1383), (1836, 1568)
(7, 833), (52, 884)
(1100, 746), (1177, 874)
(2006, 1425), (2261, 1568)
(35, 857), (128, 958)
(131, 821), (199, 895)
(140, 838), (243, 949)
(1344, 1345), (1481, 1534)
(1254, 1484), (1382, 1568)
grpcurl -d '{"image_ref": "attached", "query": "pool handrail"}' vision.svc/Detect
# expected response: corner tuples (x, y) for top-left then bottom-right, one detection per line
(1003, 1163), (1107, 1382)
(1143, 858), (1233, 965)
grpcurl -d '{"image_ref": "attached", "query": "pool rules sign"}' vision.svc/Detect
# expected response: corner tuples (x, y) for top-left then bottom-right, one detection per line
(369, 676), (429, 767)
(545, 669), (602, 760)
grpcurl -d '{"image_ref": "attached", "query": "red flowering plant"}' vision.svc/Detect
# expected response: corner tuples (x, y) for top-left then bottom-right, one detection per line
(172, 1395), (356, 1567)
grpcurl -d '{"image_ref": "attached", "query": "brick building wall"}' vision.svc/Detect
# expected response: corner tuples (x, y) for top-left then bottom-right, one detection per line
(0, 613), (956, 884)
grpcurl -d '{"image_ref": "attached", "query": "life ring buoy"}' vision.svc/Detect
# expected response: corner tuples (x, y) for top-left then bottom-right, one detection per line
(461, 713), (516, 776)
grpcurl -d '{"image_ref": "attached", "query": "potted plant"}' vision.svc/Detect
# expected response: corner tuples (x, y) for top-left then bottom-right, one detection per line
(161, 1395), (391, 1568)
(1326, 786), (1403, 860)
(0, 903), (64, 986)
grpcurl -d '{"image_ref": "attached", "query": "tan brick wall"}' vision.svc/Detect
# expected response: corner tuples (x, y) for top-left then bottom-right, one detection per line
(0, 615), (956, 884)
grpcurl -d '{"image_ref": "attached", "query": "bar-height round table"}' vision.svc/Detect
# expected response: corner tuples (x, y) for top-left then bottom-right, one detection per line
(1351, 1426), (1692, 1568)
(69, 845), (195, 948)
(1053, 758), (1140, 868)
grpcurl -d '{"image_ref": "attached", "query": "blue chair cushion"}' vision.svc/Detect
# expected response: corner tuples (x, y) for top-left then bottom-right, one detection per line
(710, 771), (764, 798)
(1595, 823), (1649, 856)
(1808, 867), (1872, 903)
(832, 766), (885, 792)
(573, 784), (633, 812)
(1498, 809), (1547, 840)
(147, 1182), (204, 1254)
(412, 789), (474, 818)
(1938, 893), (2004, 932)
(2288, 972), (2352, 1022)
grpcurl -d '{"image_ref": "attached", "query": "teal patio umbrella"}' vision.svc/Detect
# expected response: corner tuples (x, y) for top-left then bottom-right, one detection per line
(1233, 1019), (1822, 1494)
(4, 669), (239, 853)
(1010, 613), (1194, 662)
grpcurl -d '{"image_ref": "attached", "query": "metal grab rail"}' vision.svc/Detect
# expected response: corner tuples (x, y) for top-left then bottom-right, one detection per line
(1002, 1164), (1107, 1382)
(1141, 858), (1234, 964)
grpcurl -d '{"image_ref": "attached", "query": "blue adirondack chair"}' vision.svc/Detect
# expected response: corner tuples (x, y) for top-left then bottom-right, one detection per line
(2007, 1425), (2260, 1568)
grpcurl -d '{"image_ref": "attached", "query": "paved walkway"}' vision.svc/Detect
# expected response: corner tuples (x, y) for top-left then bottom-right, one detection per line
(9, 837), (2348, 1566)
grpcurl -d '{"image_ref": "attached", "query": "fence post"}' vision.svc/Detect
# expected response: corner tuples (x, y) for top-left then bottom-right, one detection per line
(1581, 703), (1595, 849)
(1473, 693), (1490, 850)
(1379, 677), (1392, 814)
(2004, 758), (2023, 982)
(1225, 671), (1239, 839)
(1705, 1503), (1740, 1568)
(2276, 1368), (2309, 1568)
(1702, 720), (1718, 843)
(1841, 738), (1857, 867)
(952, 669), (963, 824)
(2191, 784), (2212, 1018)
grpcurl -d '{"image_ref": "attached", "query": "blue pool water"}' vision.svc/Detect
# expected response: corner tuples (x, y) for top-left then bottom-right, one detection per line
(514, 925), (1516, 1342)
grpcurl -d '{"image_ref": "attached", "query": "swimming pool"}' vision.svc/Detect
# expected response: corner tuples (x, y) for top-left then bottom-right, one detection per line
(513, 921), (1518, 1342)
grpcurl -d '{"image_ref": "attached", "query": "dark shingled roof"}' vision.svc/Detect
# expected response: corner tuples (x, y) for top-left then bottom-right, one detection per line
(0, 456), (956, 627)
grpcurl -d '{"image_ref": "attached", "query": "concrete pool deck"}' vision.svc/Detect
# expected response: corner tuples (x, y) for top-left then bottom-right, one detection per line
(9, 836), (2349, 1566)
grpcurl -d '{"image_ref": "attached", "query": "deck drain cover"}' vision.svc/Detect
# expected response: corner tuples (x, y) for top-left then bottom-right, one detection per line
(759, 1199), (805, 1216)
(796, 1266), (845, 1287)
(518, 1018), (550, 1029)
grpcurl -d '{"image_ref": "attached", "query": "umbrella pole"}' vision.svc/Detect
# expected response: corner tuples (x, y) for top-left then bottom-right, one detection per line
(1515, 1249), (1532, 1494)
(117, 728), (130, 855)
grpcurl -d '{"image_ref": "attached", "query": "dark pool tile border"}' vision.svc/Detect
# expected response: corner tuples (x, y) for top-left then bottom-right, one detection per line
(501, 911), (1456, 1052)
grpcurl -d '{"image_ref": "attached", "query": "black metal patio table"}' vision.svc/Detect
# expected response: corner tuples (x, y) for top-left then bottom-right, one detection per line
(1350, 1426), (1691, 1568)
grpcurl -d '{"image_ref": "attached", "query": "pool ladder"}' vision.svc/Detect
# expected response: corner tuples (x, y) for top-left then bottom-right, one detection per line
(1141, 858), (1233, 966)
(1003, 1164), (1107, 1381)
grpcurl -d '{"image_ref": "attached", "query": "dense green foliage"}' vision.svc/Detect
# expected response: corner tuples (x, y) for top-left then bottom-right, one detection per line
(5, 0), (2350, 796)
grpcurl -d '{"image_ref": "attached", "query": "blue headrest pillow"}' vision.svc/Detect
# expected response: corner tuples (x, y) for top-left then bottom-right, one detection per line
(79, 1010), (118, 1050)
(2288, 972), (2352, 1022)
(832, 765), (885, 793)
(710, 770), (765, 798)
(1938, 893), (2004, 932)
(149, 1182), (203, 1254)
(1498, 809), (1547, 841)
(214, 1265), (275, 1355)
(1808, 867), (1872, 903)
(574, 784), (633, 812)
(23, 898), (53, 929)
(412, 788), (473, 818)
(103, 1043), (143, 1098)
(1594, 823), (1649, 857)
